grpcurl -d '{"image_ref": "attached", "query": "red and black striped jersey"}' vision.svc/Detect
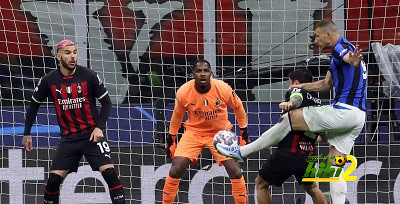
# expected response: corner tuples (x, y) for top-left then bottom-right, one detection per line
(31, 65), (109, 139)
(276, 88), (321, 160)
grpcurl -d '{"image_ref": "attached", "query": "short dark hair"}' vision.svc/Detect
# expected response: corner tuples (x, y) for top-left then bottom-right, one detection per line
(314, 19), (338, 33)
(288, 69), (313, 83)
(192, 59), (211, 71)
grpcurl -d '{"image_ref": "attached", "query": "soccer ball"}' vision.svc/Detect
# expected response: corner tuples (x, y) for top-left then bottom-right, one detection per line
(335, 156), (346, 167)
(213, 130), (238, 148)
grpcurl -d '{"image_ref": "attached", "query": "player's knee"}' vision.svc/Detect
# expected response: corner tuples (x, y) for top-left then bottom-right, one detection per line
(255, 175), (269, 190)
(303, 182), (318, 196)
(330, 181), (347, 196)
(101, 167), (122, 188)
(44, 173), (64, 204)
(168, 163), (187, 178)
(229, 170), (243, 179)
(46, 173), (64, 192)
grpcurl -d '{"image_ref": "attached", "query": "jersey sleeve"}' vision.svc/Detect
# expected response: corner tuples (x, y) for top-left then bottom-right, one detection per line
(90, 71), (109, 100)
(169, 89), (186, 135)
(335, 45), (349, 60)
(224, 84), (247, 128)
(288, 87), (304, 101)
(333, 39), (353, 63)
(225, 84), (242, 109)
(31, 76), (49, 103)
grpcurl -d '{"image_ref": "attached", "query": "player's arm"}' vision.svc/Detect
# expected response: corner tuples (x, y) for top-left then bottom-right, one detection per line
(225, 88), (247, 128)
(165, 93), (185, 159)
(290, 71), (333, 92)
(343, 48), (363, 68)
(169, 103), (185, 135)
(23, 102), (40, 151)
(96, 95), (111, 131)
(233, 104), (250, 145)
(91, 94), (112, 142)
(226, 88), (249, 145)
(23, 77), (48, 151)
(279, 89), (303, 111)
(90, 72), (111, 142)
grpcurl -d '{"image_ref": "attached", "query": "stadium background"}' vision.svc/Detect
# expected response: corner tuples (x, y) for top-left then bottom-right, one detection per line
(1, 0), (400, 203)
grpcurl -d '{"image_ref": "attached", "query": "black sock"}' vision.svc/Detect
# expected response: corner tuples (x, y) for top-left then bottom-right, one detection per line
(43, 173), (64, 204)
(101, 168), (125, 204)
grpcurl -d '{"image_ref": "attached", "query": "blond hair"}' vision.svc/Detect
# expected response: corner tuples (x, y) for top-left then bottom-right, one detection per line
(315, 19), (339, 34)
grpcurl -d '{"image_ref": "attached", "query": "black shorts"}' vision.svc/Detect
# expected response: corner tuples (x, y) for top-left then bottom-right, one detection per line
(51, 138), (114, 173)
(258, 152), (310, 187)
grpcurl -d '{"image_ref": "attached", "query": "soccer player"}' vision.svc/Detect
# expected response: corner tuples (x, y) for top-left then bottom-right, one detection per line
(22, 40), (125, 204)
(255, 69), (326, 204)
(217, 19), (366, 204)
(162, 59), (249, 204)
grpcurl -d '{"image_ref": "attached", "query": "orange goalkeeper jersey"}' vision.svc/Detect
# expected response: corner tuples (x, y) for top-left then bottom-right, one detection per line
(169, 78), (247, 137)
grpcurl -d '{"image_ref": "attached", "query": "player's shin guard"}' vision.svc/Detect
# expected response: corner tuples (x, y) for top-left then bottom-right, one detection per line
(162, 174), (181, 204)
(101, 168), (125, 204)
(44, 173), (64, 204)
(330, 166), (347, 204)
(240, 113), (292, 157)
(230, 176), (247, 204)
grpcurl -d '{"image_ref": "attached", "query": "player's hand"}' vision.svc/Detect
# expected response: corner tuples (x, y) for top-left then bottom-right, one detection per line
(90, 127), (104, 142)
(165, 133), (177, 160)
(279, 101), (293, 111)
(22, 135), (33, 151)
(348, 48), (363, 68)
(239, 127), (250, 146)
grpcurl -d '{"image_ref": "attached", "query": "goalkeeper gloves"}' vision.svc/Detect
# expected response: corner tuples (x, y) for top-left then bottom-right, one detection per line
(239, 127), (250, 146)
(165, 133), (177, 160)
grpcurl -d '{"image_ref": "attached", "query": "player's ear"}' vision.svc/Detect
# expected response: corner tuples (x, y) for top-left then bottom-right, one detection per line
(55, 52), (61, 60)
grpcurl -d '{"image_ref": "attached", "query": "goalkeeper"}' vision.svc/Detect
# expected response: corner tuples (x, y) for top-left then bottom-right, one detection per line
(22, 40), (125, 204)
(162, 59), (249, 204)
(255, 69), (326, 204)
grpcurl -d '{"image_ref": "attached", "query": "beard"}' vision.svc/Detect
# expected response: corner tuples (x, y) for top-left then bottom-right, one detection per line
(195, 79), (211, 93)
(60, 57), (76, 71)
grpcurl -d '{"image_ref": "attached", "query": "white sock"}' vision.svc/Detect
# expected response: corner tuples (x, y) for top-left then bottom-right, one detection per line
(330, 167), (347, 204)
(240, 113), (292, 157)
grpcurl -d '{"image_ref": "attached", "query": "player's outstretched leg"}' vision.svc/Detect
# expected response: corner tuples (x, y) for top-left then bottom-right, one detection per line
(215, 143), (245, 162)
(216, 113), (293, 160)
(101, 168), (125, 204)
(44, 173), (64, 204)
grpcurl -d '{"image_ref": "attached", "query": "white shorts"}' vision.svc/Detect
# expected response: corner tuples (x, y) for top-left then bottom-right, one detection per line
(303, 102), (366, 155)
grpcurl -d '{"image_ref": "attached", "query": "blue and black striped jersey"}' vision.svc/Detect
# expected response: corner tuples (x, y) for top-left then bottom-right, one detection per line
(330, 37), (367, 111)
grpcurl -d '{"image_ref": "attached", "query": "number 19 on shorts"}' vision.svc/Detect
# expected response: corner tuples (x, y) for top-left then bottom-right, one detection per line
(97, 141), (110, 153)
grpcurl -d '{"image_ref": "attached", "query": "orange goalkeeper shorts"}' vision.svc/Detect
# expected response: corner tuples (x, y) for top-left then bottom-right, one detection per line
(174, 130), (231, 166)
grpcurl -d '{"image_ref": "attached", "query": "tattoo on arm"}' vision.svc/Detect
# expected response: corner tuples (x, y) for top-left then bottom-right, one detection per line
(290, 95), (302, 110)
